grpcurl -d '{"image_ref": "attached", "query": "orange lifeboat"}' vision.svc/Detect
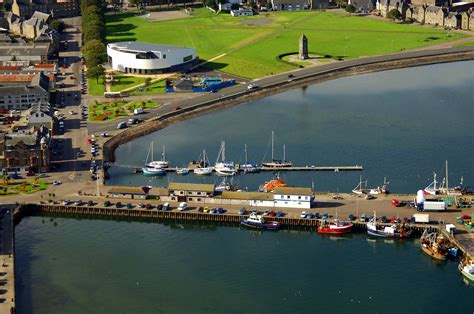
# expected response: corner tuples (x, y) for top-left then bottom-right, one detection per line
(260, 178), (287, 192)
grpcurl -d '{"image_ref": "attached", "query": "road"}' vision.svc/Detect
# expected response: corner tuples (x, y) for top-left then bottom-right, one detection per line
(87, 45), (474, 135)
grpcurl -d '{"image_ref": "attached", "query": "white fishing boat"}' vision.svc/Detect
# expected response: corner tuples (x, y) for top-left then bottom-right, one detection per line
(214, 141), (237, 176)
(193, 149), (213, 175)
(241, 144), (260, 173)
(352, 176), (369, 195)
(369, 177), (390, 195)
(142, 142), (166, 176)
(261, 131), (292, 168)
(424, 172), (440, 195)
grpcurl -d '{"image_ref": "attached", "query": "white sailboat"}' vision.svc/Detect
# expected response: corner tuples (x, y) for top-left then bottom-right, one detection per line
(142, 142), (166, 176)
(241, 144), (259, 173)
(193, 149), (213, 175)
(146, 144), (169, 169)
(214, 141), (237, 176)
(352, 176), (369, 194)
(261, 131), (292, 168)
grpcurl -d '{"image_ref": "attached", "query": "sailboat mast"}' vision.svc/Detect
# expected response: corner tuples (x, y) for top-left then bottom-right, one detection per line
(244, 144), (248, 164)
(283, 144), (286, 162)
(433, 172), (437, 190)
(151, 141), (154, 161)
(446, 160), (449, 193)
(271, 131), (274, 161)
(162, 145), (166, 161)
(222, 141), (226, 161)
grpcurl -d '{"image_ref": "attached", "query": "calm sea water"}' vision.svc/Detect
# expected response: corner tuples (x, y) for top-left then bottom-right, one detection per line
(15, 216), (473, 314)
(106, 61), (474, 193)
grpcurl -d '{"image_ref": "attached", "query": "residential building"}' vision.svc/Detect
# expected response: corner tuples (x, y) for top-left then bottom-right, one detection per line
(107, 186), (151, 199)
(10, 0), (79, 19)
(271, 0), (309, 10)
(0, 125), (50, 174)
(348, 0), (374, 11)
(230, 8), (254, 16)
(0, 42), (52, 66)
(0, 72), (50, 110)
(12, 101), (54, 132)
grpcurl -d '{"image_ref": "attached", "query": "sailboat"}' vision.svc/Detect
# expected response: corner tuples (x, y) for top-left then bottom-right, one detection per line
(369, 177), (389, 195)
(193, 149), (213, 176)
(214, 141), (237, 176)
(261, 131), (292, 168)
(352, 176), (369, 194)
(146, 144), (169, 169)
(240, 144), (260, 173)
(142, 142), (166, 176)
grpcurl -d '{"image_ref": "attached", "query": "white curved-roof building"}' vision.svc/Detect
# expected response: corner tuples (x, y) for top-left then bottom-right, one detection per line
(107, 41), (197, 74)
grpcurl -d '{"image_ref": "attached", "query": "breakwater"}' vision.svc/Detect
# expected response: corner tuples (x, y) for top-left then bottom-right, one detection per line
(102, 47), (474, 163)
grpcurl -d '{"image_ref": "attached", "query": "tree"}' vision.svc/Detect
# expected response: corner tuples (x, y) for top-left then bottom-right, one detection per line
(81, 39), (106, 65)
(110, 0), (123, 12)
(86, 65), (105, 84)
(345, 4), (356, 14)
(387, 8), (403, 21)
(50, 19), (65, 32)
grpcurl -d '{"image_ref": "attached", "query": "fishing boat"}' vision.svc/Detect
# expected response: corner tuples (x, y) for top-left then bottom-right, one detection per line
(193, 149), (213, 176)
(424, 172), (441, 195)
(369, 177), (389, 195)
(419, 229), (449, 261)
(240, 144), (260, 173)
(259, 176), (287, 192)
(176, 168), (190, 175)
(352, 176), (369, 195)
(261, 131), (292, 168)
(214, 141), (237, 176)
(367, 211), (411, 238)
(142, 142), (166, 176)
(459, 260), (474, 281)
(317, 220), (353, 234)
(240, 213), (280, 230)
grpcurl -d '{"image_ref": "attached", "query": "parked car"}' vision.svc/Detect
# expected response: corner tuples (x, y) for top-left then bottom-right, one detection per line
(360, 213), (366, 222)
(138, 202), (145, 208)
(322, 213), (329, 220)
(174, 106), (182, 111)
(145, 203), (153, 210)
(300, 211), (307, 218)
(216, 208), (225, 214)
(238, 208), (246, 215)
(365, 194), (375, 200)
(348, 214), (356, 221)
(126, 203), (133, 209)
(52, 180), (62, 185)
(157, 204), (163, 210)
(115, 202), (122, 208)
(198, 207), (204, 212)
(276, 211), (285, 217)
(62, 199), (72, 205)
(247, 84), (259, 91)
(74, 200), (83, 206)
(178, 202), (188, 211)
(103, 200), (111, 207)
(263, 210), (270, 216)
(87, 200), (94, 206)
(117, 122), (127, 129)
(203, 207), (210, 213)
(162, 203), (169, 210)
(314, 212), (321, 219)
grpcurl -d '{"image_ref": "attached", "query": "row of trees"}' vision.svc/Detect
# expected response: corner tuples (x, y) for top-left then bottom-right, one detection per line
(81, 0), (107, 83)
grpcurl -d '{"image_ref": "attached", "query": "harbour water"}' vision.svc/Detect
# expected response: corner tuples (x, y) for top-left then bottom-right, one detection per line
(106, 61), (474, 193)
(15, 216), (473, 313)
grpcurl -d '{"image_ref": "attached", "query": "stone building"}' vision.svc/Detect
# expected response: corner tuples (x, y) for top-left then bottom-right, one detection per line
(11, 101), (54, 132)
(11, 0), (79, 19)
(424, 6), (447, 25)
(0, 42), (52, 66)
(271, 0), (310, 10)
(461, 9), (474, 30)
(348, 0), (374, 11)
(310, 0), (329, 9)
(0, 125), (50, 174)
(0, 72), (50, 110)
(444, 11), (462, 28)
(377, 0), (412, 18)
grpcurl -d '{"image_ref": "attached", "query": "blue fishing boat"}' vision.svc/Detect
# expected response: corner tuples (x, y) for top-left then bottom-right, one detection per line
(240, 213), (280, 230)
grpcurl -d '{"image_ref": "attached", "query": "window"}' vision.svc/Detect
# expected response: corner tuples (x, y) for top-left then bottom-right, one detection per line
(183, 55), (193, 62)
(163, 54), (166, 59)
(298, 196), (301, 199)
(287, 195), (290, 199)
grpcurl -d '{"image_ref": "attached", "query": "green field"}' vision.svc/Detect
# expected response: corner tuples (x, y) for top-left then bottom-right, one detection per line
(88, 75), (162, 96)
(106, 9), (464, 78)
(456, 41), (474, 46)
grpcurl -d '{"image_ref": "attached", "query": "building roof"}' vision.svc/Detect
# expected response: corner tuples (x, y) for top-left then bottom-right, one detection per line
(273, 186), (313, 196)
(148, 187), (169, 196)
(0, 74), (35, 83)
(217, 191), (274, 201)
(168, 182), (215, 193)
(108, 41), (193, 54)
(30, 11), (50, 23)
(108, 186), (150, 195)
(0, 43), (50, 57)
(272, 0), (308, 4)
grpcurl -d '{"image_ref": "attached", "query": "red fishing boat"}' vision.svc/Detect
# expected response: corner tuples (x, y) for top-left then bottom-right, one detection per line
(317, 220), (353, 234)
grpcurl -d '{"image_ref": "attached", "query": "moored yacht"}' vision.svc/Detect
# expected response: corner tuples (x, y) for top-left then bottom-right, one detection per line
(261, 131), (292, 168)
(214, 141), (237, 176)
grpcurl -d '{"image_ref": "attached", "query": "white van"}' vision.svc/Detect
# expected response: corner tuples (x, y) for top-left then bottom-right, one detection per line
(178, 202), (187, 211)
(133, 108), (144, 115)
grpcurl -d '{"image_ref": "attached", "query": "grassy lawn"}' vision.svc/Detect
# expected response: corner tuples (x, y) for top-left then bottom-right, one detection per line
(130, 79), (166, 95)
(88, 77), (106, 97)
(88, 99), (159, 122)
(106, 9), (464, 78)
(0, 179), (48, 196)
(110, 75), (148, 92)
(456, 41), (474, 46)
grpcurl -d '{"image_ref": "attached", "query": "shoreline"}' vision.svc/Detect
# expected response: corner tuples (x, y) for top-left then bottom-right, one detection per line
(102, 47), (474, 164)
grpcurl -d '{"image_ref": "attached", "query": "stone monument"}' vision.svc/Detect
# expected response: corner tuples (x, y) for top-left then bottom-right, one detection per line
(299, 34), (309, 60)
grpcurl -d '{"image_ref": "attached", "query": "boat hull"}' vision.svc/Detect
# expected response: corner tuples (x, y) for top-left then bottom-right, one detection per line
(367, 228), (393, 237)
(420, 244), (447, 261)
(142, 168), (166, 176)
(460, 267), (474, 281)
(317, 224), (353, 234)
(240, 218), (280, 230)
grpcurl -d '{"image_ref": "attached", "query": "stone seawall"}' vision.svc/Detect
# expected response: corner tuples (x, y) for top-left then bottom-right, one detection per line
(103, 50), (474, 163)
